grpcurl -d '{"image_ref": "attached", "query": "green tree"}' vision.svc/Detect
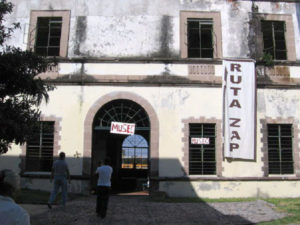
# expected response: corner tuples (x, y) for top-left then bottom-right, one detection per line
(0, 0), (55, 154)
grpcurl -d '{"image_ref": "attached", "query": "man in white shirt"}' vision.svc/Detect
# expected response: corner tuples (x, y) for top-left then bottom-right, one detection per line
(95, 158), (113, 218)
(0, 170), (30, 225)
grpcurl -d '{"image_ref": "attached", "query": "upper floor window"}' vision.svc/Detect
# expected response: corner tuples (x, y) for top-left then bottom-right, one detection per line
(261, 20), (287, 60)
(28, 11), (70, 57)
(187, 19), (213, 58)
(268, 124), (293, 175)
(256, 14), (296, 61)
(180, 11), (222, 59)
(35, 17), (62, 56)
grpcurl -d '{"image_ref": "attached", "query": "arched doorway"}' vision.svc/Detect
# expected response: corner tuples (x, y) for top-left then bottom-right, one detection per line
(91, 99), (150, 192)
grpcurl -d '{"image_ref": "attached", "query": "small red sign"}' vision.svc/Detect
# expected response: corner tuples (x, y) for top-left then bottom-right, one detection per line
(191, 137), (210, 145)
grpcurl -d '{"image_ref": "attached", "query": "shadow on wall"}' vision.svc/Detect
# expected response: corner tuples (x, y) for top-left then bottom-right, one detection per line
(0, 155), (89, 193)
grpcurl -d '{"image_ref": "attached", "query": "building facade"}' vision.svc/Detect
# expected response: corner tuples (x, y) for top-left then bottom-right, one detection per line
(1, 0), (300, 198)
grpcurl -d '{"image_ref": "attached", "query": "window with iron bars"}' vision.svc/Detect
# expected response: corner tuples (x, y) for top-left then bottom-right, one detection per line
(187, 19), (214, 58)
(25, 121), (55, 172)
(261, 20), (287, 60)
(121, 135), (148, 170)
(35, 17), (62, 56)
(189, 123), (216, 175)
(267, 124), (294, 175)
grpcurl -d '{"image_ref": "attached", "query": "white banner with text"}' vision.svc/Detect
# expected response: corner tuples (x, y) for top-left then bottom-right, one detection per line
(110, 121), (135, 135)
(223, 60), (256, 160)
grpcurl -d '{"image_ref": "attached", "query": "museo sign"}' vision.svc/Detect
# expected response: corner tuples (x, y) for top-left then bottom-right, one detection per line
(110, 121), (136, 135)
(191, 137), (210, 145)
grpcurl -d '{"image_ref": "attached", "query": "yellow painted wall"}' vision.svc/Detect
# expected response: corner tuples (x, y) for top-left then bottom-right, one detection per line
(3, 86), (300, 196)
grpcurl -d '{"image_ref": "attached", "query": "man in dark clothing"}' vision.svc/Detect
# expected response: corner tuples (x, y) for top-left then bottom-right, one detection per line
(48, 152), (70, 209)
(95, 158), (113, 218)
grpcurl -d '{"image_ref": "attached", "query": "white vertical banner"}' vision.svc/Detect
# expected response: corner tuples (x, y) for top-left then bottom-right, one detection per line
(223, 60), (256, 160)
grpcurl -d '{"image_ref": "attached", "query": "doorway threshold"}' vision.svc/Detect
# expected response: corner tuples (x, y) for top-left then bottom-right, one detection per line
(114, 190), (149, 196)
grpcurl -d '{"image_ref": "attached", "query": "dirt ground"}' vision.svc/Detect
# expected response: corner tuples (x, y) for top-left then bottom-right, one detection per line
(22, 195), (286, 225)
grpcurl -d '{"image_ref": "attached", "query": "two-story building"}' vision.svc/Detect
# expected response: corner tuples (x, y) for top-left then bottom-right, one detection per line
(1, 0), (300, 198)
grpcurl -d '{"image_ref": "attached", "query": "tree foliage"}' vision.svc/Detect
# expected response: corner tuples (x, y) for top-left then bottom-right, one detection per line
(0, 0), (55, 154)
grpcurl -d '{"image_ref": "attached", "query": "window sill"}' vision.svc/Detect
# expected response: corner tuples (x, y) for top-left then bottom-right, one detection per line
(21, 172), (51, 179)
(23, 171), (51, 175)
(256, 60), (300, 66)
(44, 56), (67, 59)
(21, 173), (90, 180)
(181, 58), (222, 63)
(151, 176), (300, 181)
(268, 174), (296, 178)
(188, 175), (218, 178)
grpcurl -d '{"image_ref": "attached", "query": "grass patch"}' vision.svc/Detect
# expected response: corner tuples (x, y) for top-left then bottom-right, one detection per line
(152, 197), (300, 225)
(15, 189), (83, 204)
(258, 198), (300, 225)
(198, 197), (257, 203)
(151, 197), (257, 203)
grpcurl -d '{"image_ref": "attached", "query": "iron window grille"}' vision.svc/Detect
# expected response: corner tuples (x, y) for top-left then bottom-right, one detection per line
(25, 121), (55, 172)
(187, 18), (214, 58)
(93, 100), (150, 131)
(267, 124), (294, 175)
(189, 123), (216, 175)
(261, 20), (287, 60)
(35, 17), (62, 56)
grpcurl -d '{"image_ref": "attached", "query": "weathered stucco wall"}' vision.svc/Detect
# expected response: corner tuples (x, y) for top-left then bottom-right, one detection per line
(3, 85), (223, 193)
(222, 88), (300, 178)
(0, 144), (22, 173)
(2, 0), (300, 197)
(21, 178), (88, 194)
(160, 180), (300, 198)
(38, 85), (223, 178)
(4, 85), (300, 193)
(5, 0), (300, 60)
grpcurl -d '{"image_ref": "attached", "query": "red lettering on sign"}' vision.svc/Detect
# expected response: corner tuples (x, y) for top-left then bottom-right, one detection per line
(111, 122), (135, 135)
(111, 123), (119, 131)
(127, 125), (133, 134)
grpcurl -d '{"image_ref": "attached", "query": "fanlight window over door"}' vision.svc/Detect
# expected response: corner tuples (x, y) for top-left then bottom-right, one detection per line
(93, 99), (150, 131)
(122, 135), (148, 169)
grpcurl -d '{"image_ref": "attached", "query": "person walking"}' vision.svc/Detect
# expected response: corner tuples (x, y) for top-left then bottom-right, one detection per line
(48, 152), (70, 209)
(95, 158), (113, 218)
(0, 169), (30, 225)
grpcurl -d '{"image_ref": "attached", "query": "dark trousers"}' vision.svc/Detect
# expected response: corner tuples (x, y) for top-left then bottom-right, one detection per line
(96, 186), (110, 217)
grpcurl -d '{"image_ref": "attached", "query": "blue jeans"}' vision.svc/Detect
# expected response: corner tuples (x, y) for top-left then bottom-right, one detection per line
(49, 176), (68, 205)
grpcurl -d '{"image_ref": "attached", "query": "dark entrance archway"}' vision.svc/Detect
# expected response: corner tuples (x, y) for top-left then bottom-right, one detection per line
(91, 99), (150, 192)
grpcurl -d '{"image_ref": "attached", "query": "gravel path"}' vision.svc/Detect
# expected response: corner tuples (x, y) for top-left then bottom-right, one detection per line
(22, 195), (286, 225)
